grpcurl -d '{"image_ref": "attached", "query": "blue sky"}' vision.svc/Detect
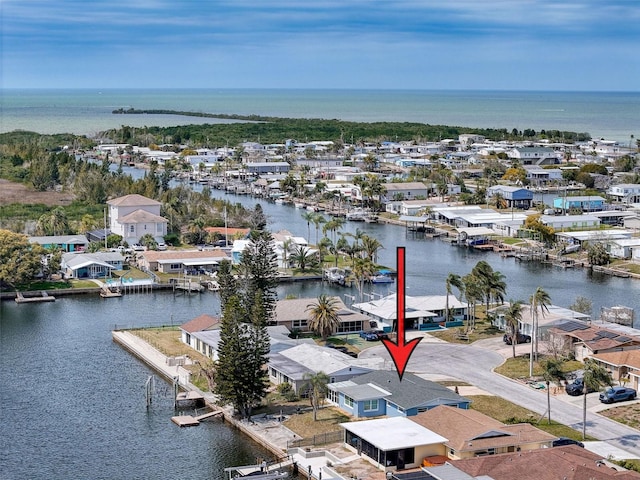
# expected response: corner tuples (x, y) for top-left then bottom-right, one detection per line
(2, 0), (639, 90)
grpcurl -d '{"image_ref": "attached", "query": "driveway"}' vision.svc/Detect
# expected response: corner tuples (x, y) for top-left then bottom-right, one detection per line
(360, 334), (640, 459)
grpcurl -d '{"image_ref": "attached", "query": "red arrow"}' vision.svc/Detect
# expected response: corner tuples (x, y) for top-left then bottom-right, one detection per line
(381, 246), (422, 381)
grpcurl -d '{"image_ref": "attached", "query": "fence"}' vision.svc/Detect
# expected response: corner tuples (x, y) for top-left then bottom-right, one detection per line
(287, 430), (343, 449)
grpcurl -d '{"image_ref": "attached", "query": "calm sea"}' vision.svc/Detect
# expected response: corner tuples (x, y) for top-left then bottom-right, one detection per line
(1, 89), (639, 143)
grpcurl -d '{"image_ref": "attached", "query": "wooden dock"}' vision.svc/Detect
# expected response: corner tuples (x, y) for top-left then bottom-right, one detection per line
(15, 291), (56, 303)
(171, 410), (223, 427)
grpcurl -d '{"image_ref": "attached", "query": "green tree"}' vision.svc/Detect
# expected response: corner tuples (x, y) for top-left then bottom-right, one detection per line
(304, 371), (330, 421)
(581, 359), (613, 440)
(587, 242), (610, 266)
(236, 230), (279, 324)
(301, 211), (315, 243)
(462, 273), (483, 331)
(306, 294), (341, 340)
(569, 296), (593, 316)
(35, 207), (71, 236)
(504, 301), (523, 359)
(360, 234), (383, 263)
(0, 230), (44, 288)
(529, 287), (551, 376)
(139, 233), (158, 250)
(472, 261), (506, 318)
(217, 259), (238, 311)
(291, 245), (315, 272)
(541, 358), (565, 424)
(445, 273), (464, 322)
(249, 204), (268, 231)
(214, 295), (268, 419)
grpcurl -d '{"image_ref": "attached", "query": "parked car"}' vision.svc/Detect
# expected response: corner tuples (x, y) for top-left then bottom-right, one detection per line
(359, 330), (388, 341)
(131, 244), (146, 251)
(599, 386), (637, 404)
(502, 333), (531, 345)
(156, 242), (167, 251)
(565, 378), (597, 396)
(552, 437), (584, 448)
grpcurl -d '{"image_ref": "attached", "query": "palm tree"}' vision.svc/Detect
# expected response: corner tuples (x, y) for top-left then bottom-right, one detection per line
(291, 245), (314, 272)
(301, 211), (315, 243)
(472, 261), (506, 318)
(504, 301), (523, 359)
(360, 234), (383, 263)
(281, 238), (293, 270)
(306, 294), (341, 340)
(311, 213), (326, 246)
(445, 273), (464, 322)
(462, 273), (483, 331)
(581, 358), (613, 440)
(541, 358), (565, 424)
(352, 257), (375, 302)
(303, 371), (330, 421)
(529, 286), (551, 376)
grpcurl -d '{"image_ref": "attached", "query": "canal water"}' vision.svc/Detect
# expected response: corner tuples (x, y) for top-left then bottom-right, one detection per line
(3, 180), (639, 480)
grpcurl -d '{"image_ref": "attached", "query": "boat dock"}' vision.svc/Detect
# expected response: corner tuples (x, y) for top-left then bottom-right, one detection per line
(171, 409), (223, 427)
(15, 291), (56, 303)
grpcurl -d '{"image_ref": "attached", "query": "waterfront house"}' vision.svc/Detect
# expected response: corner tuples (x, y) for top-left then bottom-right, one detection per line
(410, 405), (555, 460)
(273, 297), (370, 333)
(187, 325), (308, 362)
(136, 249), (229, 274)
(491, 304), (590, 342)
(267, 343), (377, 394)
(327, 371), (470, 419)
(381, 182), (429, 203)
(61, 251), (124, 279)
(549, 320), (640, 362)
(486, 185), (534, 209)
(29, 234), (89, 253)
(106, 194), (168, 245)
(552, 195), (606, 212)
(180, 314), (220, 351)
(245, 161), (290, 175)
(340, 416), (448, 472)
(352, 293), (467, 331)
(608, 238), (640, 259)
(524, 166), (563, 186)
(554, 229), (633, 250)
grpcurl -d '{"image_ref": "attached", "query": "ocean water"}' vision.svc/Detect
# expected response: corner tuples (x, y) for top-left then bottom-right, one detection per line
(1, 89), (638, 143)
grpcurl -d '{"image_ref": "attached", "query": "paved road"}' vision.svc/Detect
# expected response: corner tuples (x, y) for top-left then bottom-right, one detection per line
(360, 335), (640, 458)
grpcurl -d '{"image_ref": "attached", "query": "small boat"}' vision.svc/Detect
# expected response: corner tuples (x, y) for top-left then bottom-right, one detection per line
(370, 269), (394, 284)
(294, 202), (305, 209)
(100, 286), (122, 298)
(346, 208), (366, 221)
(323, 267), (347, 285)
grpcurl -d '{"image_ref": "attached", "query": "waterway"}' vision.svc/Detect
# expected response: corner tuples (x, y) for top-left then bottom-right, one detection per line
(3, 183), (640, 480)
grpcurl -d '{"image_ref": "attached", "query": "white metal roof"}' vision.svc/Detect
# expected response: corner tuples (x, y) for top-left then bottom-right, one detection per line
(340, 416), (447, 451)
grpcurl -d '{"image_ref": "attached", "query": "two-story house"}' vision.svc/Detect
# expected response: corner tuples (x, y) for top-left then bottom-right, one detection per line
(106, 194), (167, 245)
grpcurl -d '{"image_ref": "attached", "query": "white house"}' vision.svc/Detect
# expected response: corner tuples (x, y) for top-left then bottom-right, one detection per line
(608, 184), (640, 204)
(107, 194), (167, 245)
(509, 147), (558, 166)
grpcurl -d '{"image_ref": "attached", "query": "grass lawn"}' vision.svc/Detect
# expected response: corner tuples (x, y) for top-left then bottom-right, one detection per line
(469, 395), (593, 441)
(430, 320), (502, 344)
(15, 280), (74, 291)
(495, 356), (583, 380)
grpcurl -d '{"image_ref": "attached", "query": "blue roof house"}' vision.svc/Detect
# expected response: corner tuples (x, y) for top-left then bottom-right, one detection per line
(553, 196), (606, 212)
(327, 371), (470, 419)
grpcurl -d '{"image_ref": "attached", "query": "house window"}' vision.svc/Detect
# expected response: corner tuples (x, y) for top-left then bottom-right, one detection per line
(363, 399), (378, 411)
(170, 264), (181, 270)
(156, 223), (162, 233)
(344, 396), (354, 408)
(292, 319), (307, 329)
(129, 225), (135, 233)
(327, 389), (338, 404)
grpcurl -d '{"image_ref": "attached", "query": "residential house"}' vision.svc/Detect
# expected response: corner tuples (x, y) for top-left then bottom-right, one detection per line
(552, 195), (606, 212)
(352, 293), (467, 331)
(267, 343), (379, 394)
(29, 234), (89, 253)
(591, 350), (640, 392)
(492, 304), (590, 341)
(382, 182), (429, 203)
(245, 162), (290, 175)
(440, 445), (640, 480)
(273, 297), (370, 333)
(549, 320), (640, 362)
(340, 416), (448, 472)
(106, 194), (167, 245)
(486, 185), (534, 209)
(608, 184), (640, 204)
(608, 238), (640, 259)
(541, 213), (600, 231)
(508, 147), (558, 166)
(524, 166), (562, 186)
(179, 314), (220, 352)
(328, 371), (470, 419)
(410, 405), (555, 460)
(61, 251), (124, 279)
(186, 324), (309, 362)
(136, 249), (229, 274)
